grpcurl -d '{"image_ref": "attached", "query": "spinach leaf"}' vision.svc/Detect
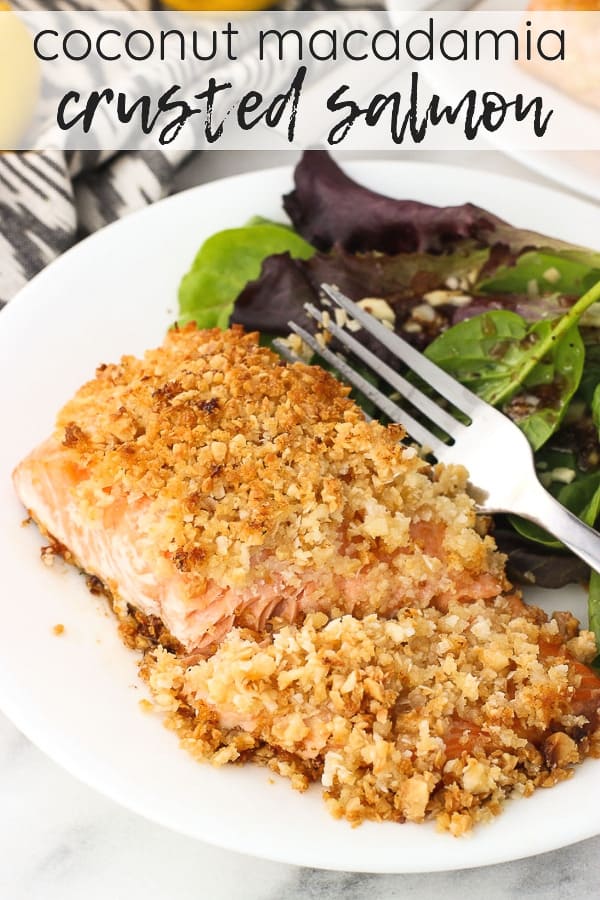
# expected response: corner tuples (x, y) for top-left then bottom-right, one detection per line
(476, 270), (600, 409)
(593, 385), (600, 437)
(578, 343), (600, 408)
(563, 471), (600, 525)
(178, 223), (314, 329)
(589, 570), (600, 672)
(423, 309), (526, 394)
(507, 447), (575, 548)
(245, 215), (294, 231)
(507, 321), (584, 450)
(427, 277), (600, 447)
(478, 250), (600, 297)
(507, 434), (600, 549)
(425, 310), (584, 450)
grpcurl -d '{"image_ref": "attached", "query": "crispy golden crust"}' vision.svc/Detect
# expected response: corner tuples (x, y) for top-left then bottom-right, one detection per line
(53, 324), (504, 599)
(145, 598), (600, 834)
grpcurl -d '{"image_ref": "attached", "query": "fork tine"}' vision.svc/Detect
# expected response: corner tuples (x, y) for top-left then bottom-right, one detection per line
(321, 284), (481, 417)
(288, 322), (447, 455)
(304, 302), (464, 439)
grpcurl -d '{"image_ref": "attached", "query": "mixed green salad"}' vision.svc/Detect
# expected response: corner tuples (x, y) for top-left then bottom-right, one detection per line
(178, 150), (600, 667)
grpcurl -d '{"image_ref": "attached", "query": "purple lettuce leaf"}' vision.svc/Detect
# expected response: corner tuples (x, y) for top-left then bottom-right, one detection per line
(231, 253), (316, 336)
(231, 245), (478, 353)
(283, 150), (584, 259)
(282, 150), (501, 255)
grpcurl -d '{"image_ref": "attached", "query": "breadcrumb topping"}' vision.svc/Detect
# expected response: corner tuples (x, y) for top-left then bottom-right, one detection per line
(144, 595), (600, 834)
(52, 325), (506, 617)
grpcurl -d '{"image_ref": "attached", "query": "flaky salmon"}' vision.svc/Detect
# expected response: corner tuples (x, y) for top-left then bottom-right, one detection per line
(13, 325), (508, 653)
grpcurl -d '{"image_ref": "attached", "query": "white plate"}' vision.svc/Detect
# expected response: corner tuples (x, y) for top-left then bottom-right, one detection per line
(501, 151), (600, 205)
(0, 160), (599, 873)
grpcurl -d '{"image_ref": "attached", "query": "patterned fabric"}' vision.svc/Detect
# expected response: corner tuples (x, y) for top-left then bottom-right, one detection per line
(0, 0), (378, 306)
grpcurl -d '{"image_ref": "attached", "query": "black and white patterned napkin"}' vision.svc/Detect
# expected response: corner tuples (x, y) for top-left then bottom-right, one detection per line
(0, 0), (377, 307)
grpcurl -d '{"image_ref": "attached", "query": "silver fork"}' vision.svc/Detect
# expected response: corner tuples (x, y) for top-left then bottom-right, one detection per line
(274, 283), (600, 574)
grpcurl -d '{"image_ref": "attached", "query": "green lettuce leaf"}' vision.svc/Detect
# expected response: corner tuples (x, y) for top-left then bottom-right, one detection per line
(592, 385), (600, 437)
(478, 249), (600, 296)
(589, 570), (600, 672)
(178, 223), (314, 329)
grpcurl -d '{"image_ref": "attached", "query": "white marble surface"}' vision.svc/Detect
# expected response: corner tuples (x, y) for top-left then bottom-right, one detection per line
(3, 148), (600, 899)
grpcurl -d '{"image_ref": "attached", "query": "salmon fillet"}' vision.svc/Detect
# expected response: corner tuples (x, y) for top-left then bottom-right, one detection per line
(13, 324), (507, 652)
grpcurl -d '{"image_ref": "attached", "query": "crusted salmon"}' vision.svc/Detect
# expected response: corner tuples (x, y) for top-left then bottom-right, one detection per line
(148, 595), (600, 833)
(13, 324), (507, 653)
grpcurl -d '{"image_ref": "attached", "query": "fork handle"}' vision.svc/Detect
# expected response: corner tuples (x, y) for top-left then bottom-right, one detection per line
(514, 484), (600, 575)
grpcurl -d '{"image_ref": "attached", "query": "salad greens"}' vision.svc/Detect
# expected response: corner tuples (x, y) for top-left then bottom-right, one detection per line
(478, 249), (600, 296)
(178, 149), (600, 665)
(425, 311), (584, 450)
(594, 386), (600, 436)
(178, 222), (313, 329)
(425, 275), (600, 450)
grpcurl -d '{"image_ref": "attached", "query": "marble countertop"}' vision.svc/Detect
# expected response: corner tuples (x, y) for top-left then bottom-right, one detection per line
(2, 148), (600, 899)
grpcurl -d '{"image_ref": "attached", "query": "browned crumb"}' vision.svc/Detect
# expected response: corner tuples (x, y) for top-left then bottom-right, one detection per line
(85, 574), (107, 597)
(119, 604), (183, 655)
(40, 546), (56, 567)
(52, 624), (65, 636)
(142, 595), (600, 835)
(48, 324), (506, 614)
(40, 536), (70, 567)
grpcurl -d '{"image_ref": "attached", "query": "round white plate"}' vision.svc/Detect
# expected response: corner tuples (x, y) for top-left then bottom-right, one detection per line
(0, 160), (599, 873)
